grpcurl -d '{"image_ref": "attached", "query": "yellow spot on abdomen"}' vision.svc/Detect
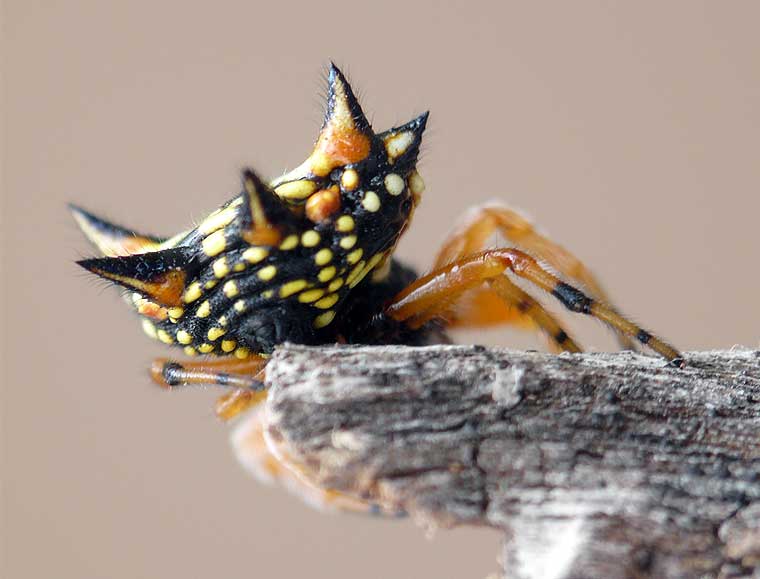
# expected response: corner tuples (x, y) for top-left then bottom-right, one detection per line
(384, 131), (414, 160)
(213, 257), (230, 278)
(183, 346), (197, 356)
(198, 343), (215, 354)
(314, 248), (333, 266)
(221, 339), (236, 353)
(318, 266), (337, 282)
(298, 288), (325, 303)
(183, 282), (202, 304)
(314, 293), (339, 309)
(202, 230), (227, 257)
(347, 248), (363, 264)
(409, 171), (425, 196)
(234, 347), (250, 359)
(280, 279), (308, 298)
(336, 215), (355, 232)
(301, 230), (320, 247)
(384, 173), (405, 196)
(141, 319), (158, 339)
(313, 310), (336, 329)
(196, 300), (211, 318)
(257, 265), (277, 281)
(243, 247), (269, 264)
(223, 280), (239, 298)
(339, 235), (357, 249)
(279, 235), (299, 250)
(207, 327), (226, 341)
(362, 191), (381, 212)
(176, 330), (193, 345)
(198, 205), (237, 235)
(340, 169), (360, 191)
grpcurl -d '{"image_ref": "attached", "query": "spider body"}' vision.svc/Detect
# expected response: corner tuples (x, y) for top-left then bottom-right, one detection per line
(73, 63), (682, 408)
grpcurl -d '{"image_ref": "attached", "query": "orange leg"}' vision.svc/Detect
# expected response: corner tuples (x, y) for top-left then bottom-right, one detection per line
(151, 355), (269, 420)
(386, 249), (684, 366)
(434, 203), (636, 349)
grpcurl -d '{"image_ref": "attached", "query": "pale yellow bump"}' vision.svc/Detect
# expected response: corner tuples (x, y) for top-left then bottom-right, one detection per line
(314, 293), (339, 309)
(362, 190), (381, 212)
(328, 278), (344, 292)
(183, 346), (197, 357)
(198, 205), (237, 235)
(218, 316), (228, 326)
(280, 279), (308, 298)
(204, 280), (217, 290)
(349, 265), (373, 288)
(157, 329), (174, 344)
(234, 300), (247, 313)
(384, 173), (405, 196)
(213, 257), (230, 278)
(314, 248), (333, 266)
(350, 253), (385, 288)
(233, 263), (245, 272)
(346, 260), (367, 286)
(221, 339), (236, 353)
(202, 229), (227, 257)
(336, 215), (355, 232)
(341, 169), (359, 191)
(168, 306), (184, 319)
(234, 347), (250, 359)
(257, 265), (277, 281)
(176, 330), (193, 345)
(317, 266), (337, 282)
(223, 280), (239, 298)
(298, 288), (325, 303)
(301, 230), (320, 247)
(207, 327), (226, 341)
(198, 343), (214, 354)
(372, 256), (392, 282)
(261, 289), (274, 299)
(243, 247), (269, 264)
(346, 248), (363, 264)
(183, 282), (202, 304)
(385, 131), (414, 160)
(141, 319), (158, 339)
(279, 234), (299, 250)
(309, 150), (333, 177)
(409, 171), (425, 196)
(339, 235), (357, 250)
(196, 300), (211, 318)
(313, 310), (336, 329)
(274, 180), (318, 200)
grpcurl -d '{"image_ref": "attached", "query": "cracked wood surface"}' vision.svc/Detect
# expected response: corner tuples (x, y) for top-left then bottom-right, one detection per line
(262, 345), (760, 579)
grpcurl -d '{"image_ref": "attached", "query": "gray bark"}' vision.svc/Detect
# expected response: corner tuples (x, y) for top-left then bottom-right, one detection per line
(263, 345), (760, 579)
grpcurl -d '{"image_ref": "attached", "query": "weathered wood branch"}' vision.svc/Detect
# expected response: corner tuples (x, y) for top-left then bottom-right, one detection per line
(262, 345), (760, 579)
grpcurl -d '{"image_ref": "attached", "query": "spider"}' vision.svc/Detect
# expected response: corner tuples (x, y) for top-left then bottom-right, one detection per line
(72, 63), (683, 510)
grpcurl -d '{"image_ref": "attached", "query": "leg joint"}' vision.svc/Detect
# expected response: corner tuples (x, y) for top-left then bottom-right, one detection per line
(552, 282), (593, 314)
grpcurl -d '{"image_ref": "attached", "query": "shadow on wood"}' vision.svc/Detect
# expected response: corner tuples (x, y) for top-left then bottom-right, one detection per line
(262, 345), (760, 579)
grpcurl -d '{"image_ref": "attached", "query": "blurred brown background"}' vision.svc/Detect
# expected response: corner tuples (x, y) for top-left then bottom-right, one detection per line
(3, 2), (759, 578)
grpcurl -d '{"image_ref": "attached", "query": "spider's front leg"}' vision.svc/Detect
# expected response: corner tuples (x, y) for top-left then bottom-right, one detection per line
(150, 355), (269, 420)
(386, 248), (684, 366)
(434, 203), (637, 351)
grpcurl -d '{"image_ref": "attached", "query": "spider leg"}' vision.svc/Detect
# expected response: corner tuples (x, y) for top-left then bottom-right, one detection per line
(232, 406), (405, 516)
(435, 203), (636, 350)
(386, 249), (684, 366)
(150, 355), (269, 420)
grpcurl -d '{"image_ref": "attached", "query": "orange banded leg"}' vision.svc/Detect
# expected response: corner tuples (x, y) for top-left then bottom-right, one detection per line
(435, 204), (636, 349)
(487, 276), (581, 353)
(387, 249), (684, 366)
(150, 355), (269, 420)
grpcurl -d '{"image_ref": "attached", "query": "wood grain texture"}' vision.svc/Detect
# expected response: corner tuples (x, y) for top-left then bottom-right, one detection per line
(263, 345), (760, 579)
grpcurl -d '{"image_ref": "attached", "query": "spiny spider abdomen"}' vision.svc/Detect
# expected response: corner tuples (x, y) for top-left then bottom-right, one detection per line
(74, 64), (431, 358)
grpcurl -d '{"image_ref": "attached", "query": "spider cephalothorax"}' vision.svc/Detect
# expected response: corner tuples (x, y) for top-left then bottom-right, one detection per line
(73, 64), (429, 357)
